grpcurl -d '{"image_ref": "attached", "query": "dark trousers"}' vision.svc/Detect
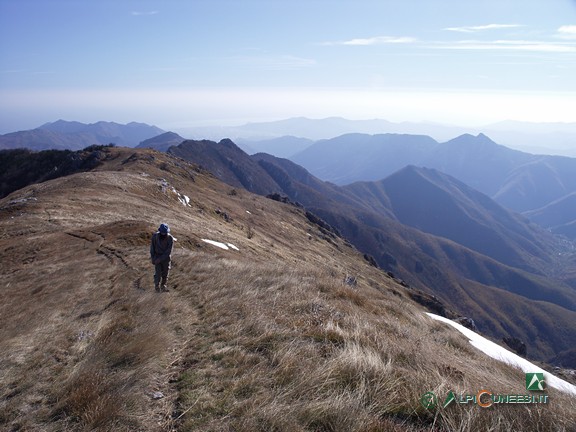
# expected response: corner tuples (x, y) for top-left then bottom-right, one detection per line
(154, 260), (170, 289)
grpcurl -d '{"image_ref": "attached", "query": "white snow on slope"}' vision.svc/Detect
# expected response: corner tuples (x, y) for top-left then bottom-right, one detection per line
(227, 243), (239, 251)
(172, 187), (191, 207)
(159, 179), (191, 207)
(202, 239), (239, 251)
(427, 313), (576, 396)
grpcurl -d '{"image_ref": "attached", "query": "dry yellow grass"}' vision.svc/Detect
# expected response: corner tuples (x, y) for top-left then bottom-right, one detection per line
(168, 255), (576, 431)
(1, 147), (574, 431)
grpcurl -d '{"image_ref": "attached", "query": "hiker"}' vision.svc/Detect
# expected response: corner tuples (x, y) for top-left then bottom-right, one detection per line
(150, 223), (174, 292)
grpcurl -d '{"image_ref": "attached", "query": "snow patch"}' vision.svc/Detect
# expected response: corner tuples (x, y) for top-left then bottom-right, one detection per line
(426, 313), (576, 396)
(160, 180), (191, 207)
(202, 239), (239, 251)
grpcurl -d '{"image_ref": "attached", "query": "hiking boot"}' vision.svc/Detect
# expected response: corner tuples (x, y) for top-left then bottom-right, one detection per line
(161, 284), (169, 292)
(155, 285), (161, 292)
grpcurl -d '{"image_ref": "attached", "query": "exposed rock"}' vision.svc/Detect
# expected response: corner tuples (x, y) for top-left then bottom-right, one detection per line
(344, 275), (357, 287)
(305, 211), (341, 238)
(150, 391), (164, 400)
(266, 192), (302, 208)
(454, 316), (478, 332)
(408, 290), (456, 319)
(363, 253), (378, 268)
(503, 336), (527, 357)
(214, 208), (231, 222)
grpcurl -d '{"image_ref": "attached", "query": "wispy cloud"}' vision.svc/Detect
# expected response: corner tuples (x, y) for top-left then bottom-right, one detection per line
(131, 11), (159, 16)
(436, 39), (576, 53)
(444, 24), (523, 33)
(323, 36), (416, 46)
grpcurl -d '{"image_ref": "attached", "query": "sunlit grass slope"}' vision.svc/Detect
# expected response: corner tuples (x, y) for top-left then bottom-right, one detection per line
(0, 147), (574, 431)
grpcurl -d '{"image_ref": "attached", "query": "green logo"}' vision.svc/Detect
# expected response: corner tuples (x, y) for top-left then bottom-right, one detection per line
(443, 390), (456, 408)
(420, 391), (437, 409)
(526, 373), (545, 391)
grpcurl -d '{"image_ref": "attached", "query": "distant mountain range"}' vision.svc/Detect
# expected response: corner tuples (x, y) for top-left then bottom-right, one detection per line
(4, 119), (576, 239)
(165, 138), (576, 365)
(0, 120), (164, 151)
(5, 116), (576, 157)
(176, 117), (576, 157)
(290, 133), (576, 238)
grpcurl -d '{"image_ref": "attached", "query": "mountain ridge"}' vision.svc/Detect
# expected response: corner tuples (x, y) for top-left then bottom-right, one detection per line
(165, 138), (576, 364)
(0, 120), (164, 150)
(291, 132), (576, 222)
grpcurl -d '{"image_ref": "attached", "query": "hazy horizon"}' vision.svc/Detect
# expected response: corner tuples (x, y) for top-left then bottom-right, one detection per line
(1, 1), (576, 134)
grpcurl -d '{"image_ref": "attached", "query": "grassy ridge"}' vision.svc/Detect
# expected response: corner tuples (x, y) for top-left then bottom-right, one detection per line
(1, 147), (574, 431)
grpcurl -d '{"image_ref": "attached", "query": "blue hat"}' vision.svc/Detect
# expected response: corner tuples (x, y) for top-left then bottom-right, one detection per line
(158, 223), (170, 234)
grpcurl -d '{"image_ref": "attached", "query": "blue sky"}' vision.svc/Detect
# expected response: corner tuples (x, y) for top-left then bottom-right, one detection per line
(1, 0), (576, 132)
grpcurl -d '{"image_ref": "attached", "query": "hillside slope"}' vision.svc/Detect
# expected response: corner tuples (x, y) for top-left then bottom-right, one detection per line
(167, 141), (576, 364)
(173, 141), (576, 359)
(0, 146), (110, 199)
(137, 131), (185, 152)
(168, 139), (284, 196)
(524, 192), (576, 239)
(2, 147), (575, 431)
(346, 165), (558, 274)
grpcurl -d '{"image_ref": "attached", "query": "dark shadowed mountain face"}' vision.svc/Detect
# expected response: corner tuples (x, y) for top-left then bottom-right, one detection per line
(0, 146), (111, 199)
(345, 165), (558, 273)
(167, 139), (283, 196)
(167, 138), (576, 364)
(0, 120), (164, 151)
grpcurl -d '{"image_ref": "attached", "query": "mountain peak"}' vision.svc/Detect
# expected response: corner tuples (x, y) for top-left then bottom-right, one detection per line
(39, 119), (87, 134)
(448, 132), (497, 145)
(218, 138), (241, 150)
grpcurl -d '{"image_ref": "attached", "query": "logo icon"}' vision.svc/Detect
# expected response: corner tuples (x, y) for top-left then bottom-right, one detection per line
(443, 390), (456, 408)
(526, 373), (545, 391)
(420, 391), (437, 409)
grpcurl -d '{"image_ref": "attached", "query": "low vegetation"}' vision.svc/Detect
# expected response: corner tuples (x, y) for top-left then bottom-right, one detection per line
(1, 147), (574, 431)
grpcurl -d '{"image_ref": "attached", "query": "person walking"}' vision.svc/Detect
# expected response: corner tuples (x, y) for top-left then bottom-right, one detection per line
(150, 223), (174, 292)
